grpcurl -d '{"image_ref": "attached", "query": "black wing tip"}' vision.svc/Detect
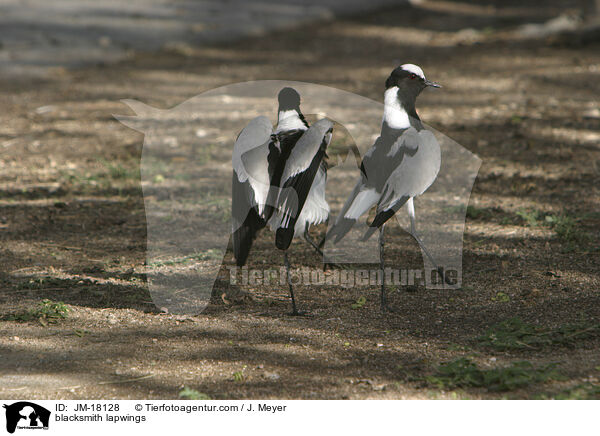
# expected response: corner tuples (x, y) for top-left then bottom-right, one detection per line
(360, 208), (398, 241)
(363, 195), (410, 237)
(275, 227), (294, 251)
(233, 226), (253, 266)
(232, 208), (266, 266)
(234, 250), (250, 267)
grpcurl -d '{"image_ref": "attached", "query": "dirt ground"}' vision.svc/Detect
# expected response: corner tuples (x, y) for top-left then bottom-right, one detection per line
(1, 0), (599, 399)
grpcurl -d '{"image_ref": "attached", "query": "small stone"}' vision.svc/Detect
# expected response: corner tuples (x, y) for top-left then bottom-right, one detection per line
(98, 36), (111, 47)
(35, 105), (56, 115)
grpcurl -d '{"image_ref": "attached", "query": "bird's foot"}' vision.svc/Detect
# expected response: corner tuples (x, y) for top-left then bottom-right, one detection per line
(287, 308), (311, 317)
(323, 262), (352, 271)
(380, 303), (398, 314)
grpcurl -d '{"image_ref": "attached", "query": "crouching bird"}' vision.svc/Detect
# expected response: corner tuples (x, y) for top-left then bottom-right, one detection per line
(232, 87), (332, 315)
(324, 64), (445, 312)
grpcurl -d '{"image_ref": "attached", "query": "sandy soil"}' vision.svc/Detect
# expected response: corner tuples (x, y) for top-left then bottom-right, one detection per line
(0, 0), (599, 399)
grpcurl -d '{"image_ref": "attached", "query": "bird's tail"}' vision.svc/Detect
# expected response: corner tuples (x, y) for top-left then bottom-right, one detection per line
(324, 217), (358, 245)
(322, 180), (378, 246)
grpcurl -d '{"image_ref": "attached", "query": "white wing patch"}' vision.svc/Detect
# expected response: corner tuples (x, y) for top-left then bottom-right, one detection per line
(344, 188), (379, 220)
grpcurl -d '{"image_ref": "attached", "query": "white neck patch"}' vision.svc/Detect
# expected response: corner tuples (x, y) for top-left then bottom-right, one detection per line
(401, 63), (426, 80)
(275, 110), (307, 133)
(383, 87), (410, 129)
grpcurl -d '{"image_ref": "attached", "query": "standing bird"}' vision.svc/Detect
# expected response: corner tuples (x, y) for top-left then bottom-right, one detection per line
(232, 87), (332, 315)
(324, 64), (444, 311)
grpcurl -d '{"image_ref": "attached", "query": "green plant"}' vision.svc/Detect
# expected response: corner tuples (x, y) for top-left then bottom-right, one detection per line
(514, 209), (589, 251)
(538, 383), (600, 400)
(233, 365), (247, 382)
(351, 296), (367, 309)
(426, 358), (561, 392)
(491, 291), (510, 303)
(516, 209), (541, 227)
(465, 206), (491, 220)
(179, 387), (211, 400)
(446, 343), (471, 352)
(545, 214), (588, 246)
(476, 317), (600, 351)
(98, 158), (139, 181)
(510, 115), (523, 124)
(8, 299), (69, 324)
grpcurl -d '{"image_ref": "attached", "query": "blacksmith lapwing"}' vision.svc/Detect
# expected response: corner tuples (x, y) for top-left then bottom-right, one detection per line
(232, 87), (332, 315)
(324, 64), (445, 311)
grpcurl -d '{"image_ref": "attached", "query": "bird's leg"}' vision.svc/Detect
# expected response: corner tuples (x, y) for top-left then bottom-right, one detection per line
(408, 197), (417, 236)
(317, 217), (329, 250)
(304, 222), (324, 257)
(283, 251), (304, 316)
(407, 198), (452, 286)
(307, 221), (343, 271)
(379, 224), (390, 312)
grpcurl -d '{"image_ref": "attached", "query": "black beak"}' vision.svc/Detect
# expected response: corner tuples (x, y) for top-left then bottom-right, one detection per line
(425, 79), (441, 88)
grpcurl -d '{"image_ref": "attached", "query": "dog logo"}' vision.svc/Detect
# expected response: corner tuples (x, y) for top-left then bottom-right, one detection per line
(3, 402), (50, 434)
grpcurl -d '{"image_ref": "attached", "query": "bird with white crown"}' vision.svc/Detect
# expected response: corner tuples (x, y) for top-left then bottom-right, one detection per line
(324, 63), (446, 312)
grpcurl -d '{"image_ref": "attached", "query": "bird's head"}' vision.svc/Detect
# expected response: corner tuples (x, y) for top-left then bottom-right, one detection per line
(277, 87), (302, 111)
(385, 64), (440, 104)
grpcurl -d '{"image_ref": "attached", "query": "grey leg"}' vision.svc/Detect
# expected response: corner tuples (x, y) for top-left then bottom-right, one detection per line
(318, 217), (329, 249)
(307, 221), (343, 271)
(379, 224), (388, 312)
(283, 251), (303, 316)
(304, 222), (324, 257)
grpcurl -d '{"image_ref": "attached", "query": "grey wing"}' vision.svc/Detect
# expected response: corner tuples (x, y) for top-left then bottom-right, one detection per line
(273, 118), (333, 225)
(386, 126), (420, 157)
(363, 129), (441, 239)
(232, 115), (272, 182)
(281, 119), (333, 182)
(232, 115), (272, 217)
(378, 129), (440, 213)
(231, 116), (273, 266)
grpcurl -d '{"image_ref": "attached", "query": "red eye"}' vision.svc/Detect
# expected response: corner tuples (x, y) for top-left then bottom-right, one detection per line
(410, 73), (417, 79)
